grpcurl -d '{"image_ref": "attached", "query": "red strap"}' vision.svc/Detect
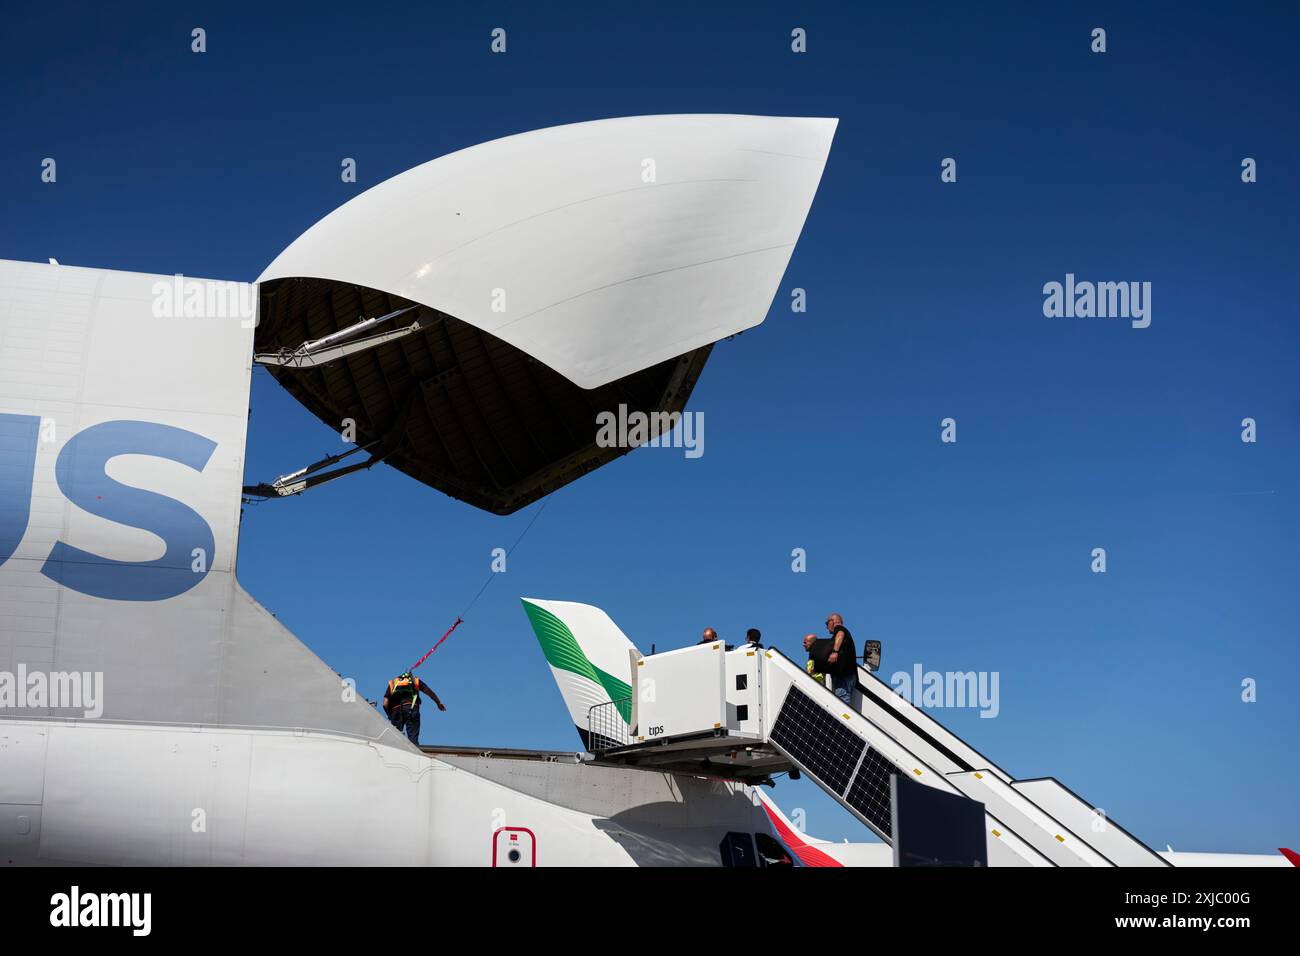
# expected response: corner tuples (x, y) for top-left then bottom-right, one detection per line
(408, 617), (464, 673)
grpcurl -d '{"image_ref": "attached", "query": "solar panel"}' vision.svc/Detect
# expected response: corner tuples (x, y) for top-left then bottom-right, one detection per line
(769, 687), (865, 797)
(846, 745), (896, 837)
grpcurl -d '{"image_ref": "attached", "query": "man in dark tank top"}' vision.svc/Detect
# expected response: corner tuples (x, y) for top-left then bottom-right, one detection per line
(825, 612), (857, 705)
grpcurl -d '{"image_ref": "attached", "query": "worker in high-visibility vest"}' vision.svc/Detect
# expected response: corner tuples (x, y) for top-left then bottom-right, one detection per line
(382, 671), (445, 745)
(803, 633), (831, 686)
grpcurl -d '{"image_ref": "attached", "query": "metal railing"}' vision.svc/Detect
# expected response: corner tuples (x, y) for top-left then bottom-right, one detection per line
(586, 698), (633, 752)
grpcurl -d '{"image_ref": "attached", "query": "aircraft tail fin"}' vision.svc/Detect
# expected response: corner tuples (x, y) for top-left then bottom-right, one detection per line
(520, 598), (639, 749)
(0, 259), (390, 743)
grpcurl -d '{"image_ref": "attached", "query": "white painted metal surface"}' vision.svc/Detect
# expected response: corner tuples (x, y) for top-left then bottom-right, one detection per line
(948, 771), (1113, 866)
(635, 642), (727, 742)
(1013, 777), (1170, 867)
(0, 259), (385, 740)
(1, 717), (781, 866)
(259, 114), (837, 389)
(522, 597), (637, 739)
(725, 646), (763, 736)
(1159, 849), (1293, 867)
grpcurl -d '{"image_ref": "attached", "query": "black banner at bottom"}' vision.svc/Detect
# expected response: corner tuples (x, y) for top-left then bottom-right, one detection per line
(0, 864), (1291, 940)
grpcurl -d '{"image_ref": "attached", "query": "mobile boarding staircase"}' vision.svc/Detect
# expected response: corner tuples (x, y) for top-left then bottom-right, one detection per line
(586, 641), (1170, 867)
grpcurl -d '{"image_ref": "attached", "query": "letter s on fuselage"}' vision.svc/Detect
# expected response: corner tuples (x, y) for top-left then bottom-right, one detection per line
(0, 414), (217, 601)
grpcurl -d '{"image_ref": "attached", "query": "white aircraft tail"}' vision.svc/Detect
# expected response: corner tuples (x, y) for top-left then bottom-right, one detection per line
(0, 259), (392, 743)
(520, 598), (639, 748)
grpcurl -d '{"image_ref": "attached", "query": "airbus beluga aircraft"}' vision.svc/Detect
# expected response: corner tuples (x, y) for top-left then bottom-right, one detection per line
(0, 115), (1290, 867)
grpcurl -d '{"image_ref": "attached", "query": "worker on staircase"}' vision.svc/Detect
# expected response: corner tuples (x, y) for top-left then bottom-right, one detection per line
(824, 613), (858, 705)
(803, 633), (831, 685)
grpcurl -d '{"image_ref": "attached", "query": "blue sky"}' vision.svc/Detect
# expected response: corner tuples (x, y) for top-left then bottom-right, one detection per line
(2, 1), (1297, 853)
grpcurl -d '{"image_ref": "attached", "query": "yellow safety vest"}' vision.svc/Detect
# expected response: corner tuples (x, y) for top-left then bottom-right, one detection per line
(388, 674), (421, 707)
